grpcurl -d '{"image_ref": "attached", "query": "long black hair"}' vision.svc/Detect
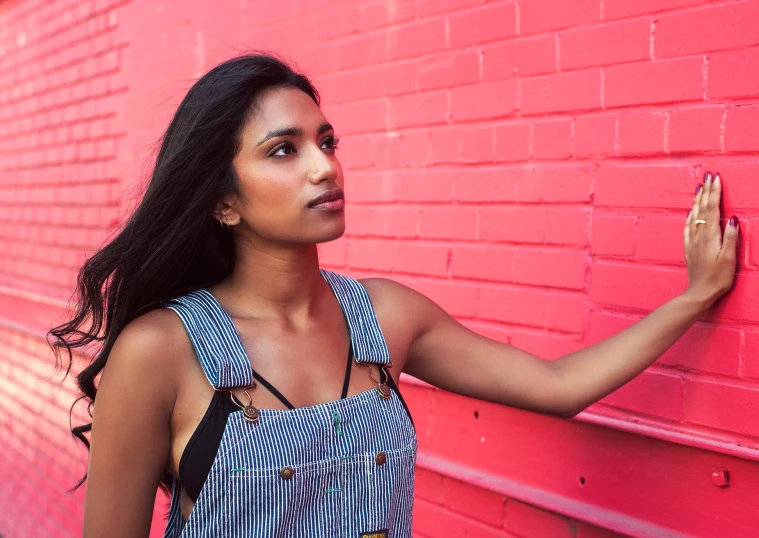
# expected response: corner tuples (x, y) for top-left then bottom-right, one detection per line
(47, 52), (319, 493)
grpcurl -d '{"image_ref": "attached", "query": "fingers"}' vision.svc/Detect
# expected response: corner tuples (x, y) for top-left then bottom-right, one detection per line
(690, 177), (705, 237)
(720, 215), (740, 262)
(684, 208), (692, 252)
(706, 172), (723, 239)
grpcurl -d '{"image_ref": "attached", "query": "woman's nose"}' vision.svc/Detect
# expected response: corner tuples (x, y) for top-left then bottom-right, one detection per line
(306, 145), (337, 184)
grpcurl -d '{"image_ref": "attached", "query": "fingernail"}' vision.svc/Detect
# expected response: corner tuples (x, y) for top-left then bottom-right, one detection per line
(714, 172), (721, 183)
(729, 216), (738, 227)
(688, 208), (692, 216)
(696, 184), (703, 195)
(704, 171), (711, 182)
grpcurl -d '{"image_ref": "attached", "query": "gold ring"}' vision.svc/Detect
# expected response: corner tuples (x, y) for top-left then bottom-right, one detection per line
(695, 219), (707, 225)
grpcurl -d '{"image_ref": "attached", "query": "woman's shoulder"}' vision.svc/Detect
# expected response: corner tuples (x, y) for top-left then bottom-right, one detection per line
(102, 307), (194, 397)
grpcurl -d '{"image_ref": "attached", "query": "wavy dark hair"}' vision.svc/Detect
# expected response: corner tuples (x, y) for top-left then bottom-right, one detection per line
(47, 52), (319, 494)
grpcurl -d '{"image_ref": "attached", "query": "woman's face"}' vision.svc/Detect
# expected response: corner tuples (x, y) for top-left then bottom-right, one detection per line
(225, 86), (345, 245)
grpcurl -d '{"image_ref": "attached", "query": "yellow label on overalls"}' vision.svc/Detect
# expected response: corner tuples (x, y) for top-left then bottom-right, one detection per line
(359, 530), (388, 538)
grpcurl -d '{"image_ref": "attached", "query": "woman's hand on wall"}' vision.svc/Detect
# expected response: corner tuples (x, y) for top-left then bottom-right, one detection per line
(683, 171), (740, 309)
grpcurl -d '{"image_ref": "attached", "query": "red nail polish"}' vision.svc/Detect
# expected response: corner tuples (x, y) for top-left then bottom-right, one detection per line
(704, 171), (710, 182)
(729, 216), (738, 227)
(696, 184), (703, 195)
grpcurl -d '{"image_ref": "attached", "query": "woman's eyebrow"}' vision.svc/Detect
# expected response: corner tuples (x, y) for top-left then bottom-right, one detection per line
(256, 127), (301, 147)
(255, 122), (334, 147)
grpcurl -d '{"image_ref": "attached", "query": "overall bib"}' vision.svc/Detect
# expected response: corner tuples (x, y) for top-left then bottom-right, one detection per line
(162, 270), (418, 538)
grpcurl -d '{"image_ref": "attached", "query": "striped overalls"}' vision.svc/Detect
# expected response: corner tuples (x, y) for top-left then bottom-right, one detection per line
(162, 269), (417, 537)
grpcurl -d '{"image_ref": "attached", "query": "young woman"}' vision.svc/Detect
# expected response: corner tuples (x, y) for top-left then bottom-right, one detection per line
(50, 53), (740, 538)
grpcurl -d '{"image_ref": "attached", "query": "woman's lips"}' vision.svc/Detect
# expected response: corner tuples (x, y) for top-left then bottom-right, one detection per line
(309, 198), (345, 211)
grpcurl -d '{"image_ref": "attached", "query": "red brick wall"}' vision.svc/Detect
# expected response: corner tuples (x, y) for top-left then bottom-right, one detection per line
(1, 0), (758, 536)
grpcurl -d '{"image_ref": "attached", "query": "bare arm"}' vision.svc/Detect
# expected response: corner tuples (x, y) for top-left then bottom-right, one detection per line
(554, 172), (738, 415)
(83, 312), (179, 538)
(401, 171), (739, 418)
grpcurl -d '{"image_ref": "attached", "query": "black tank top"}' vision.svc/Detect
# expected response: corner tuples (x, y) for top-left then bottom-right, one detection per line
(178, 342), (413, 502)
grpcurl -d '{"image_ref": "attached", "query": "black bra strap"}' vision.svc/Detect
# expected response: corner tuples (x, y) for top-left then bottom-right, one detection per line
(340, 341), (354, 399)
(383, 366), (414, 429)
(251, 370), (296, 410)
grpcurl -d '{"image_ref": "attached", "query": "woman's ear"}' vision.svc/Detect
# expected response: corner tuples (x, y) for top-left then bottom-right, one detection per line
(212, 199), (241, 226)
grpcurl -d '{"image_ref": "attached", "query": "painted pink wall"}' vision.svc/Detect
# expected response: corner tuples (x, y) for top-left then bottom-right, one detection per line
(1, 0), (758, 536)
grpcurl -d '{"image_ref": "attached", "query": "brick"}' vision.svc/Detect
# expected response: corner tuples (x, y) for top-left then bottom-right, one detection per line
(588, 312), (741, 377)
(396, 129), (432, 167)
(346, 239), (397, 272)
(319, 236), (348, 267)
(494, 122), (531, 163)
(395, 242), (450, 277)
(372, 134), (402, 169)
(595, 164), (695, 209)
(389, 89), (447, 129)
(419, 0), (481, 17)
(517, 163), (594, 203)
(454, 167), (520, 202)
(599, 370), (684, 420)
(451, 80), (518, 121)
(590, 216), (637, 257)
(336, 98), (387, 135)
(744, 332), (759, 380)
(559, 18), (651, 70)
(478, 285), (548, 327)
(512, 247), (587, 289)
(655, 1), (759, 59)
(419, 51), (479, 91)
(346, 207), (418, 238)
(521, 70), (602, 115)
(573, 113), (616, 157)
(479, 206), (589, 246)
(409, 280), (480, 318)
(461, 125), (495, 163)
(451, 243), (586, 289)
(482, 36), (557, 80)
(636, 215), (686, 263)
(532, 119), (572, 160)
(711, 273), (759, 323)
(506, 500), (575, 538)
(705, 162), (759, 211)
(361, 61), (419, 98)
(725, 105), (759, 152)
(669, 106), (723, 153)
(414, 468), (445, 504)
(395, 169), (454, 202)
(684, 380), (759, 437)
(413, 499), (471, 538)
(429, 126), (463, 164)
(348, 170), (397, 203)
(442, 477), (505, 526)
(590, 262), (689, 310)
(387, 17), (446, 61)
(708, 47), (759, 99)
(448, 2), (517, 48)
(520, 0), (601, 34)
(605, 58), (704, 107)
(617, 110), (666, 155)
(604, 0), (712, 20)
(334, 32), (388, 71)
(547, 292), (589, 333)
(418, 207), (477, 240)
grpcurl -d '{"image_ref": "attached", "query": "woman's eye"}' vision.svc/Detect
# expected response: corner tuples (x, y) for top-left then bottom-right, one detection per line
(271, 142), (295, 157)
(322, 137), (340, 151)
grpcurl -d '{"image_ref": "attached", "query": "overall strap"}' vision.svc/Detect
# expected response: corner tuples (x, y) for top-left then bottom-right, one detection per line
(320, 269), (391, 366)
(165, 290), (253, 390)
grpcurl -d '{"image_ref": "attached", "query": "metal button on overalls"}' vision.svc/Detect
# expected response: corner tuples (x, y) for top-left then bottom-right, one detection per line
(280, 465), (294, 480)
